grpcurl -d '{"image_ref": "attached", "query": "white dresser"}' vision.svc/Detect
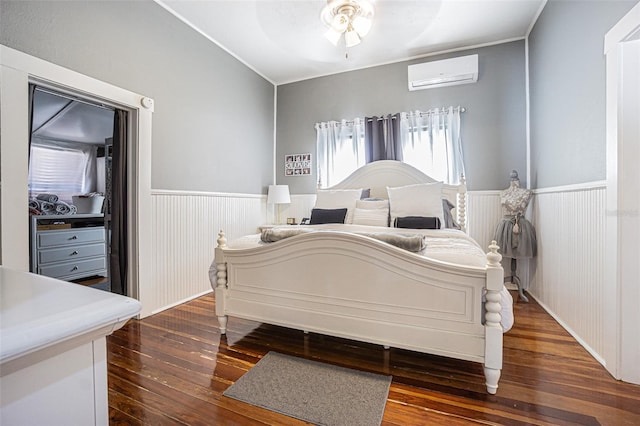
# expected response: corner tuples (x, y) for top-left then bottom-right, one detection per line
(0, 266), (141, 426)
(30, 214), (108, 281)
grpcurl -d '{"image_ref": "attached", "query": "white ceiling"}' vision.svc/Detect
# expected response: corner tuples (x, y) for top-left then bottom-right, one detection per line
(32, 89), (114, 145)
(156, 0), (545, 85)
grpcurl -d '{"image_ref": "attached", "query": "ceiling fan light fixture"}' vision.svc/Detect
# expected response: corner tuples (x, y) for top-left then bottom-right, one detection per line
(320, 0), (374, 48)
(344, 27), (361, 47)
(324, 27), (343, 46)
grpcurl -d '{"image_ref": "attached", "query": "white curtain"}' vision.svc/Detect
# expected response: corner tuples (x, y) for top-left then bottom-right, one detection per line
(315, 118), (366, 187)
(399, 107), (465, 185)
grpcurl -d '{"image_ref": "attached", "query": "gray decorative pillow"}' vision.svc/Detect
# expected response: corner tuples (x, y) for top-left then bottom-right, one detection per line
(394, 216), (441, 229)
(309, 208), (348, 225)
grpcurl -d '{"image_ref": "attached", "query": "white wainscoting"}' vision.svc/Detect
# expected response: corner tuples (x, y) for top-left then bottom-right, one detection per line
(150, 190), (265, 317)
(529, 182), (607, 364)
(466, 191), (503, 251)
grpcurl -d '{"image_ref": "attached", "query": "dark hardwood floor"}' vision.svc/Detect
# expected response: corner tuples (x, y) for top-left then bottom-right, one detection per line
(108, 292), (640, 425)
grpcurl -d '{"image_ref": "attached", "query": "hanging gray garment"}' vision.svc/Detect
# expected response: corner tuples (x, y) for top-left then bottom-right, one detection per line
(494, 213), (537, 259)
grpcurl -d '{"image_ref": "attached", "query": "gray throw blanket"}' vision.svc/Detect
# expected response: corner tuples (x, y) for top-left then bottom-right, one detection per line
(260, 228), (426, 253)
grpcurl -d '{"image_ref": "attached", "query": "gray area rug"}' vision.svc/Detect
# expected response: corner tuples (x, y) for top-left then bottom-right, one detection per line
(223, 351), (392, 426)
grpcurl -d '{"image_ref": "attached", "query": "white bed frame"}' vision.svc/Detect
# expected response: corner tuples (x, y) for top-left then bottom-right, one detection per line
(212, 161), (505, 393)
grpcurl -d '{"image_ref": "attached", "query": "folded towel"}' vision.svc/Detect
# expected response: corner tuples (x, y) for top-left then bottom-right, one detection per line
(39, 201), (56, 214)
(260, 228), (426, 253)
(55, 201), (77, 215)
(29, 199), (40, 210)
(36, 193), (59, 203)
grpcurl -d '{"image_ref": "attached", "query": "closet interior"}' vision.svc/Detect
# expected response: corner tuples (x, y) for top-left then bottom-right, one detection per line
(28, 86), (119, 293)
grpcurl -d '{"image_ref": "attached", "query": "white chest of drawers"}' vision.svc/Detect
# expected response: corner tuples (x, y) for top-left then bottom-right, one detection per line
(30, 214), (108, 281)
(0, 266), (141, 426)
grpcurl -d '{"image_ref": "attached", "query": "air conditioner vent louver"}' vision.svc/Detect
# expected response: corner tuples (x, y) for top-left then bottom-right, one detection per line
(408, 54), (478, 91)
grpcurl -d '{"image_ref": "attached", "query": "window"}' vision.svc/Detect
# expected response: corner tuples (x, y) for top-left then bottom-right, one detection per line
(28, 141), (97, 203)
(315, 108), (464, 186)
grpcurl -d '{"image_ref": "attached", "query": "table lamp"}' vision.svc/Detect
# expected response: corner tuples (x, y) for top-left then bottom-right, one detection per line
(267, 184), (291, 225)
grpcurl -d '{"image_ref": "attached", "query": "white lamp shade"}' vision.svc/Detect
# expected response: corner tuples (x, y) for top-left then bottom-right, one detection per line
(267, 185), (291, 204)
(324, 27), (343, 46)
(352, 16), (372, 37)
(344, 28), (360, 47)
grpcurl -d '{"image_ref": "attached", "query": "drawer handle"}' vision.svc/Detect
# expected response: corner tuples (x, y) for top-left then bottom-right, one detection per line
(71, 266), (79, 271)
(69, 235), (78, 240)
(71, 250), (79, 256)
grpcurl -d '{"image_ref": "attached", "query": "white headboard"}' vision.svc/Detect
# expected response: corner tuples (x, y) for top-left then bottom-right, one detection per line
(327, 160), (467, 231)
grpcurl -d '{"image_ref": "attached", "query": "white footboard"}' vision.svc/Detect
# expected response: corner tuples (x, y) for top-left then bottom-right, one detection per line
(211, 230), (503, 394)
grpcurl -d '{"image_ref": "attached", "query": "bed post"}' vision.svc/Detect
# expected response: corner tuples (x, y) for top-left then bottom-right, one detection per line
(457, 175), (467, 233)
(215, 230), (229, 334)
(484, 240), (503, 394)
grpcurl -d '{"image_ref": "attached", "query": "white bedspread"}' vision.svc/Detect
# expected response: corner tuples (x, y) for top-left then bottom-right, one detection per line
(228, 224), (488, 267)
(221, 224), (514, 332)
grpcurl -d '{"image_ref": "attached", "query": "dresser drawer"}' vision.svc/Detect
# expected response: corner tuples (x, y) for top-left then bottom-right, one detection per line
(38, 243), (106, 265)
(37, 228), (105, 249)
(39, 257), (107, 279)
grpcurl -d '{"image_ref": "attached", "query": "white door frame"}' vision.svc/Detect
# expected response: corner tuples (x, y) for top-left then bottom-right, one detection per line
(0, 45), (154, 317)
(604, 3), (640, 385)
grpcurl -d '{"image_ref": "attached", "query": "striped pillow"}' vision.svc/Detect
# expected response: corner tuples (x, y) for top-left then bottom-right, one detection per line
(352, 208), (389, 227)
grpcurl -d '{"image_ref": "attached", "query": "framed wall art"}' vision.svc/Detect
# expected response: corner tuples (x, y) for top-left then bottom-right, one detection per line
(285, 153), (311, 176)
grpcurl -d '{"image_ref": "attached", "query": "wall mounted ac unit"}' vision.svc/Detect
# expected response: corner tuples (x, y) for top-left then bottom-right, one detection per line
(408, 54), (478, 91)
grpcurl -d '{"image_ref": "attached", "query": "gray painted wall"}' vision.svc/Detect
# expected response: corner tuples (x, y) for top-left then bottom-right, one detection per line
(528, 0), (637, 188)
(276, 41), (527, 192)
(0, 0), (274, 194)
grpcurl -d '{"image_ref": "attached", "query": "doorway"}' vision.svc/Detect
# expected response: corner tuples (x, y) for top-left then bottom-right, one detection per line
(27, 86), (129, 294)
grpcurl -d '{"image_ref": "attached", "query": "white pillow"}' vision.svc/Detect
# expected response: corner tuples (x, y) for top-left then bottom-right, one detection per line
(314, 189), (363, 224)
(356, 199), (389, 210)
(352, 208), (389, 227)
(387, 182), (444, 229)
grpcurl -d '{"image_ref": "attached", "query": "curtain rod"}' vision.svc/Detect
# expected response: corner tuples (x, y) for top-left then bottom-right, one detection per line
(367, 106), (466, 122)
(316, 106), (465, 127)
